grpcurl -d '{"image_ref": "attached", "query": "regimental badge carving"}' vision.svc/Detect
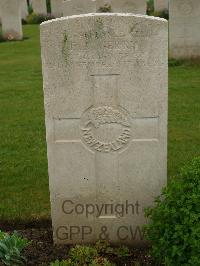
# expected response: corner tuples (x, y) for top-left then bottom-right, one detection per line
(81, 106), (132, 153)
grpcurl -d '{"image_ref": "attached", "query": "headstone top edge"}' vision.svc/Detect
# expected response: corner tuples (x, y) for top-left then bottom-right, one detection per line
(40, 13), (167, 27)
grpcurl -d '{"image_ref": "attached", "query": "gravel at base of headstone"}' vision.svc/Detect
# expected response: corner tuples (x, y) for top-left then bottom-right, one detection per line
(40, 13), (168, 246)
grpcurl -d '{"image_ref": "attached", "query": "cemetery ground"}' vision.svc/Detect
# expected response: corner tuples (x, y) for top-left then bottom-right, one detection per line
(0, 25), (200, 265)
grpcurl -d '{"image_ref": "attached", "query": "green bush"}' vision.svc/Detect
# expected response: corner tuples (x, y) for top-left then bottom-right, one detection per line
(27, 2), (33, 15)
(0, 231), (6, 240)
(97, 4), (112, 13)
(50, 243), (120, 265)
(144, 157), (200, 265)
(26, 12), (55, 24)
(0, 230), (30, 265)
(46, 0), (51, 13)
(90, 257), (113, 266)
(147, 0), (154, 15)
(69, 245), (98, 264)
(168, 59), (183, 67)
(153, 9), (169, 20)
(95, 241), (130, 258)
(50, 257), (112, 266)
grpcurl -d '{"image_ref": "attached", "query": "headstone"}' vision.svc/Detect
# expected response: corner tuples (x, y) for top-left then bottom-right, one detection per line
(63, 0), (96, 16)
(154, 0), (168, 12)
(21, 0), (28, 19)
(51, 0), (63, 17)
(31, 0), (47, 14)
(40, 13), (168, 246)
(1, 0), (23, 40)
(169, 0), (200, 59)
(111, 0), (147, 14)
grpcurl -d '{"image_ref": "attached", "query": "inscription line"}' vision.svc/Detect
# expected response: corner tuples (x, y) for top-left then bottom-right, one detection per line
(90, 74), (120, 77)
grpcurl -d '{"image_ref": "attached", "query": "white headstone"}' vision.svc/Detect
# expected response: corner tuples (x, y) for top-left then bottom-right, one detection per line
(111, 0), (147, 14)
(40, 13), (168, 246)
(154, 0), (168, 12)
(31, 0), (47, 14)
(51, 0), (63, 17)
(1, 0), (23, 40)
(169, 0), (200, 59)
(63, 0), (96, 16)
(21, 0), (28, 19)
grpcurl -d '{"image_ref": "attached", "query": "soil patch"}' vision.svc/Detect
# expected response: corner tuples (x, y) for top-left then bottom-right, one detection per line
(0, 221), (154, 266)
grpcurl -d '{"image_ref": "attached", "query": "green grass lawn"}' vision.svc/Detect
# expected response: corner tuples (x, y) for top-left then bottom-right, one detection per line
(0, 25), (199, 221)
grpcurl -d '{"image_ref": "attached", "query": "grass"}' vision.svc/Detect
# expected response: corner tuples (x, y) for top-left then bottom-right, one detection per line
(168, 60), (200, 177)
(0, 26), (49, 221)
(0, 25), (200, 221)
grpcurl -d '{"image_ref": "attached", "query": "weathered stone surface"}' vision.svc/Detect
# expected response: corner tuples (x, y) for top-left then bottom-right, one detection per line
(51, 0), (63, 17)
(1, 0), (23, 40)
(169, 0), (200, 59)
(154, 0), (168, 12)
(111, 0), (147, 14)
(21, 0), (28, 19)
(31, 0), (47, 14)
(63, 0), (96, 16)
(40, 14), (168, 246)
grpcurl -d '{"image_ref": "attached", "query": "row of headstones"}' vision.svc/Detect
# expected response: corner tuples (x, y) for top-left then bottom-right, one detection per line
(0, 0), (147, 41)
(0, 0), (146, 41)
(23, 0), (169, 18)
(51, 0), (147, 17)
(0, 0), (200, 59)
(0, 0), (168, 23)
(21, 0), (169, 18)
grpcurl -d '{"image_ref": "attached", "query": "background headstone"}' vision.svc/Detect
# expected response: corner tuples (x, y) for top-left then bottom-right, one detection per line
(31, 0), (47, 14)
(40, 13), (168, 245)
(1, 0), (23, 40)
(111, 0), (147, 14)
(169, 0), (200, 59)
(51, 0), (63, 17)
(63, 0), (96, 16)
(21, 0), (28, 20)
(154, 0), (168, 12)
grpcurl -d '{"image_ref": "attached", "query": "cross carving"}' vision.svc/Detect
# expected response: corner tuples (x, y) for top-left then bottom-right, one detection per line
(54, 74), (159, 218)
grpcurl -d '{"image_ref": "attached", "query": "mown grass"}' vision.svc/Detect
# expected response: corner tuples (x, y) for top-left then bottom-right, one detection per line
(168, 60), (200, 177)
(0, 25), (199, 221)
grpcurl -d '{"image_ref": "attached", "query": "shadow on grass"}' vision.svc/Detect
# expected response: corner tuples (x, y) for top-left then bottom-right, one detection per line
(169, 58), (200, 67)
